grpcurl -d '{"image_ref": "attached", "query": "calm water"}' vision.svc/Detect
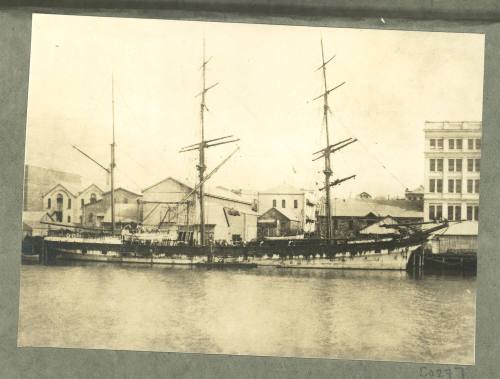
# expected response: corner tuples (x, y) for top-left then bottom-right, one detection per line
(18, 262), (476, 364)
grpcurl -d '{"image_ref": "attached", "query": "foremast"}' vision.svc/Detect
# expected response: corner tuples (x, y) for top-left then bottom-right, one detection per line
(180, 41), (239, 247)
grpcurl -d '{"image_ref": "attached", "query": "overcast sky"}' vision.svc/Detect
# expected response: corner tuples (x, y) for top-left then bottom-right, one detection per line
(25, 14), (485, 198)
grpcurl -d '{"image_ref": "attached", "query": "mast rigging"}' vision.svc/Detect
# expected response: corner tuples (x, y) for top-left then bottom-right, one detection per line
(312, 39), (356, 241)
(179, 41), (239, 246)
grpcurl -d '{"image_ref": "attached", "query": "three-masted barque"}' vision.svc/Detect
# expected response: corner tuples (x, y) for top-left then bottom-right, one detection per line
(25, 40), (449, 270)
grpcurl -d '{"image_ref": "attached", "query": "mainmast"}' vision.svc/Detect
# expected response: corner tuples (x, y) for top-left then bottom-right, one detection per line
(180, 41), (239, 247)
(312, 39), (356, 242)
(110, 74), (116, 235)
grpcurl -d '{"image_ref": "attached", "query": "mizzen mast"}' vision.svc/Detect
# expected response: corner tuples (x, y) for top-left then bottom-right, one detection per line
(312, 38), (357, 242)
(72, 74), (117, 234)
(180, 41), (239, 247)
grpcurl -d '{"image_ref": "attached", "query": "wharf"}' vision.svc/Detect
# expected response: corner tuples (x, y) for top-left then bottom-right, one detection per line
(423, 251), (477, 274)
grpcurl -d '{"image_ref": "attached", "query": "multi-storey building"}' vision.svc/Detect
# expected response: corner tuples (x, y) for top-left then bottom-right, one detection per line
(42, 183), (104, 224)
(423, 121), (481, 223)
(23, 165), (82, 211)
(257, 184), (317, 237)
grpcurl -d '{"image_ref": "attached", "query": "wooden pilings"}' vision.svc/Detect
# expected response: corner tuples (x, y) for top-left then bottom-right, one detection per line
(408, 249), (424, 279)
(39, 239), (57, 265)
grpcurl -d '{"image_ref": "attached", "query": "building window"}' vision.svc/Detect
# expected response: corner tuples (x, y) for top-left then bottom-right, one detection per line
(79, 216), (82, 224)
(437, 159), (443, 172)
(294, 199), (298, 209)
(467, 205), (473, 221)
(272, 199), (276, 207)
(467, 159), (474, 172)
(282, 199), (286, 208)
(476, 139), (481, 149)
(67, 216), (71, 223)
(456, 139), (463, 149)
(81, 199), (84, 208)
(475, 159), (480, 172)
(456, 159), (462, 172)
(437, 179), (443, 193)
(455, 205), (462, 221)
(475, 179), (480, 194)
(124, 198), (129, 204)
(430, 204), (443, 220)
(448, 159), (455, 172)
(448, 205), (454, 221)
(47, 198), (51, 209)
(90, 193), (97, 203)
(449, 139), (455, 149)
(456, 180), (462, 194)
(68, 198), (71, 209)
(437, 139), (443, 149)
(448, 179), (454, 193)
(56, 194), (63, 211)
(430, 139), (436, 149)
(467, 179), (473, 193)
(429, 179), (443, 193)
(430, 159), (435, 172)
(468, 139), (474, 150)
(466, 205), (479, 221)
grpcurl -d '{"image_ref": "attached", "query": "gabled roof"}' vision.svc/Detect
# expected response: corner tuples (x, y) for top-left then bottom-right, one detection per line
(143, 177), (252, 205)
(78, 183), (104, 196)
(259, 207), (300, 222)
(102, 187), (142, 198)
(142, 176), (190, 193)
(359, 216), (400, 235)
(42, 183), (78, 198)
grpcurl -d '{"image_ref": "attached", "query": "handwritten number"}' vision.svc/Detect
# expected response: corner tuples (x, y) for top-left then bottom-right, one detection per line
(420, 366), (465, 379)
(454, 367), (465, 379)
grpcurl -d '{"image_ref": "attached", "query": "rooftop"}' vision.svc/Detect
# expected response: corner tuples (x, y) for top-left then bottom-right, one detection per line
(424, 121), (481, 131)
(259, 183), (310, 195)
(143, 177), (252, 205)
(259, 207), (301, 222)
(359, 216), (400, 235)
(433, 220), (478, 236)
(317, 197), (423, 218)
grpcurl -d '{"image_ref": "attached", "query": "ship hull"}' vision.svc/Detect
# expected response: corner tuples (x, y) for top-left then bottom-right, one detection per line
(48, 241), (418, 271)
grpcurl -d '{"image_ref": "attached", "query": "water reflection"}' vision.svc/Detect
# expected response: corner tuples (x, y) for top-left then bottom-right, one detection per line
(18, 262), (475, 364)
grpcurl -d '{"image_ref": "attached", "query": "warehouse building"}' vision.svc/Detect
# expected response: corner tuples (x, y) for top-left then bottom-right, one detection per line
(140, 177), (257, 244)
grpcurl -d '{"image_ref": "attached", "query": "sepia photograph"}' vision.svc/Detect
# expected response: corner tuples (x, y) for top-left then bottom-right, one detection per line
(18, 13), (482, 364)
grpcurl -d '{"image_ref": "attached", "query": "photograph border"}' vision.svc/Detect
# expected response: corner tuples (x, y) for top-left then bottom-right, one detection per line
(1, 2), (500, 378)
